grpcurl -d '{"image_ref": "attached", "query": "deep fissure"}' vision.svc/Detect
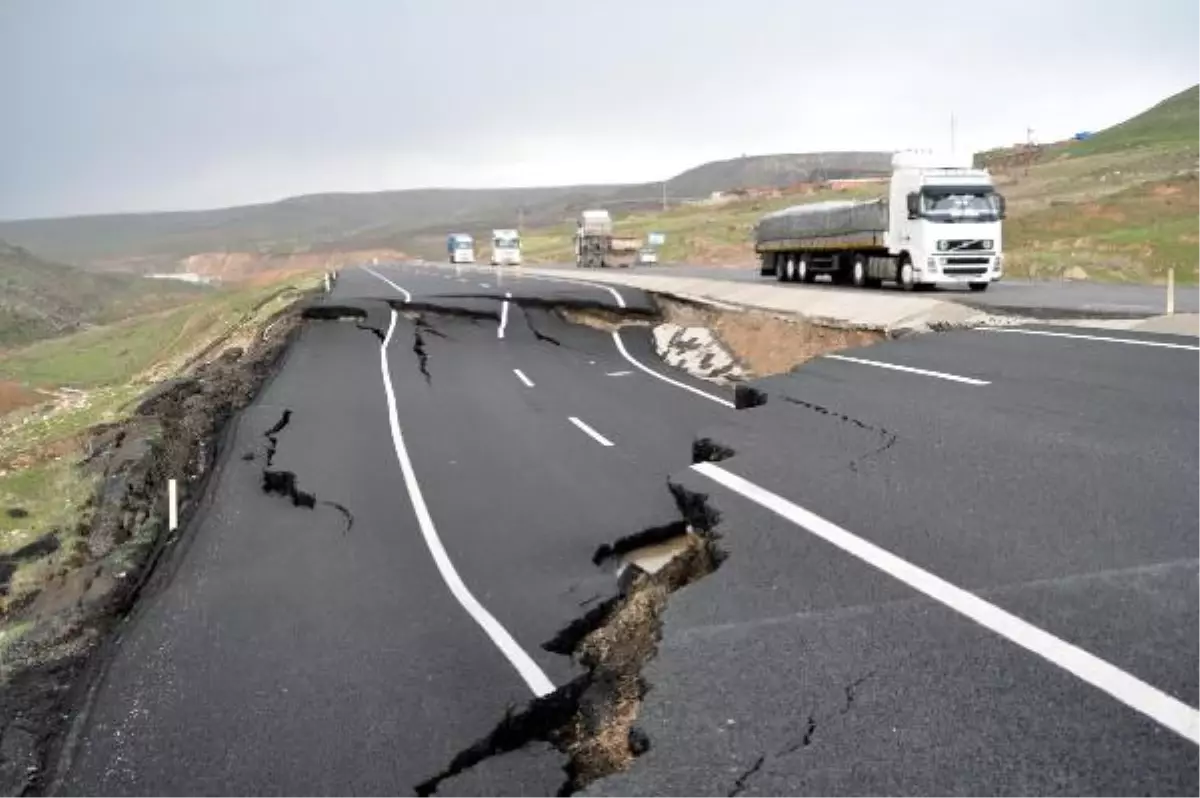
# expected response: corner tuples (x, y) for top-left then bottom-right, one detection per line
(413, 482), (725, 797)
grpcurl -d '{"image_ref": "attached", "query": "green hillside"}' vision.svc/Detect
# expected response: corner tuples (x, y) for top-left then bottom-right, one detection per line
(1068, 84), (1198, 157)
(0, 241), (205, 348)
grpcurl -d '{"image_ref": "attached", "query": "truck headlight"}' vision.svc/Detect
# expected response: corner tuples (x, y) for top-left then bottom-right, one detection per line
(982, 239), (993, 250)
(938, 240), (948, 251)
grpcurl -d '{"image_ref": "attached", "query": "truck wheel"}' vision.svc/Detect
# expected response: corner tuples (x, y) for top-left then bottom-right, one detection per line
(852, 255), (867, 288)
(898, 258), (916, 291)
(799, 255), (815, 283)
(777, 256), (793, 282)
(969, 282), (989, 292)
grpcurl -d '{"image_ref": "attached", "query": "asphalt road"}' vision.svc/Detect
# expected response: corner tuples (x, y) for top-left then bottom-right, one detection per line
(58, 260), (1198, 795)
(533, 261), (1200, 318)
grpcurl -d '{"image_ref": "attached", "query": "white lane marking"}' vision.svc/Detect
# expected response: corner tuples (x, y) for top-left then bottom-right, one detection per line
(611, 331), (736, 408)
(518, 274), (627, 308)
(692, 461), (1200, 744)
(981, 327), (1200, 351)
(498, 292), (512, 339)
(480, 282), (492, 288)
(824, 354), (990, 386)
(457, 277), (468, 283)
(379, 310), (555, 697)
(568, 416), (615, 447)
(362, 266), (412, 303)
(606, 370), (633, 377)
(513, 368), (534, 387)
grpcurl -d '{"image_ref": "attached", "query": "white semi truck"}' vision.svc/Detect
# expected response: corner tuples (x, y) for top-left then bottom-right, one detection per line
(755, 152), (1006, 291)
(447, 233), (475, 264)
(490, 229), (522, 266)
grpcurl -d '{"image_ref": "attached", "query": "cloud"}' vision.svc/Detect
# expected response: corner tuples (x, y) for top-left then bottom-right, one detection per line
(1, 0), (1195, 218)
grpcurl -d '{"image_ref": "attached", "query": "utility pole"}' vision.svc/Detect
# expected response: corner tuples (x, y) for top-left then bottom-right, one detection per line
(517, 206), (524, 233)
(661, 181), (668, 212)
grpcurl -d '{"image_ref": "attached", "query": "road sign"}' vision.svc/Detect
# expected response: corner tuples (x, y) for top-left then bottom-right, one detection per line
(647, 232), (666, 246)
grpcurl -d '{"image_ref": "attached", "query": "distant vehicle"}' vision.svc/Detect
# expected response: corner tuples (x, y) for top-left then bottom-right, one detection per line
(447, 233), (475, 264)
(755, 151), (1006, 292)
(490, 229), (522, 266)
(634, 247), (658, 266)
(574, 210), (642, 269)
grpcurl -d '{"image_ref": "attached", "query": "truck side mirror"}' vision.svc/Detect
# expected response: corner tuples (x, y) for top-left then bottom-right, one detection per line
(906, 193), (920, 219)
(996, 195), (1007, 220)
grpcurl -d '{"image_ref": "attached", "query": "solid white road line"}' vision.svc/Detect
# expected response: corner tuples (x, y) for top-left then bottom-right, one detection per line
(518, 274), (628, 308)
(692, 461), (1200, 745)
(824, 354), (990, 386)
(498, 292), (512, 339)
(362, 266), (412, 303)
(611, 331), (736, 408)
(379, 310), (555, 698)
(981, 327), (1200, 351)
(513, 368), (534, 387)
(606, 370), (633, 377)
(480, 282), (492, 288)
(568, 416), (615, 447)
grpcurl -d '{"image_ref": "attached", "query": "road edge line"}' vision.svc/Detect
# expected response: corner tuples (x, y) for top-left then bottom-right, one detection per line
(363, 265), (413, 303)
(379, 309), (555, 697)
(611, 330), (736, 408)
(980, 327), (1200, 351)
(824, 354), (990, 386)
(691, 461), (1200, 744)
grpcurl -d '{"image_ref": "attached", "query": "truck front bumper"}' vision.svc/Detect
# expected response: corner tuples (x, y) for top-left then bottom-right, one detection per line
(921, 254), (1003, 283)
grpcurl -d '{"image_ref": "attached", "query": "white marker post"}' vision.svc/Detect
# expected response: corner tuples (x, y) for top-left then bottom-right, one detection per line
(168, 479), (179, 532)
(1167, 267), (1176, 316)
(324, 272), (332, 293)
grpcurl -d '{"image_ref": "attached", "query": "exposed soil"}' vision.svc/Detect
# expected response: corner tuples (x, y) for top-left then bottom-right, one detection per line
(0, 294), (316, 797)
(657, 297), (884, 378)
(0, 382), (48, 417)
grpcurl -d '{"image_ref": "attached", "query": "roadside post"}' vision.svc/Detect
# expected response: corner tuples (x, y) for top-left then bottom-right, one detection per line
(168, 479), (179, 532)
(1167, 267), (1176, 315)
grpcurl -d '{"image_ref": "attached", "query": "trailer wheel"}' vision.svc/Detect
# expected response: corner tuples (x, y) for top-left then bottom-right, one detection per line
(777, 255), (793, 282)
(798, 254), (815, 284)
(852, 255), (867, 288)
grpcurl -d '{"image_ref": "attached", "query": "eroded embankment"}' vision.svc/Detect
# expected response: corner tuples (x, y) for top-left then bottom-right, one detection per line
(0, 294), (317, 797)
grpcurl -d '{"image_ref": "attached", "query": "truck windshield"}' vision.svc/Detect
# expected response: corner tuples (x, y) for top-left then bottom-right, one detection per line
(494, 238), (519, 249)
(920, 190), (1002, 222)
(453, 240), (473, 249)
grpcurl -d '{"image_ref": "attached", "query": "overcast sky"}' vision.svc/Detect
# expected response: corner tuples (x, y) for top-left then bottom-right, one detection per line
(1, 0), (1196, 220)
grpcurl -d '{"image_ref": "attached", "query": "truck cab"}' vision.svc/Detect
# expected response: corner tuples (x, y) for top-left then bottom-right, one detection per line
(490, 229), (521, 266)
(887, 152), (1006, 290)
(447, 233), (475, 264)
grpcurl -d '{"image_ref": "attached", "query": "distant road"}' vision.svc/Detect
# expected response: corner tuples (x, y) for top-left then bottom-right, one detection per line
(59, 261), (1198, 796)
(534, 261), (1199, 319)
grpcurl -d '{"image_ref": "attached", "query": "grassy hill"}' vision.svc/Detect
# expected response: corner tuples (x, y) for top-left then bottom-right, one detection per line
(0, 241), (206, 348)
(0, 153), (892, 270)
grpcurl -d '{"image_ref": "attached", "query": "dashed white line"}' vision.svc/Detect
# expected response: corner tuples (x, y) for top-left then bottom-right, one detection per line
(362, 266), (412, 303)
(692, 461), (1200, 745)
(378, 310), (554, 697)
(606, 370), (633, 377)
(611, 331), (736, 408)
(479, 282), (492, 288)
(981, 327), (1200, 351)
(568, 416), (615, 447)
(824, 354), (990, 386)
(513, 368), (534, 387)
(498, 292), (512, 339)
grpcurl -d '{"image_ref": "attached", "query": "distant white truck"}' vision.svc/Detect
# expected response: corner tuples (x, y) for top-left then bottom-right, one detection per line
(755, 152), (1006, 291)
(447, 233), (475, 264)
(490, 229), (522, 266)
(574, 209), (643, 269)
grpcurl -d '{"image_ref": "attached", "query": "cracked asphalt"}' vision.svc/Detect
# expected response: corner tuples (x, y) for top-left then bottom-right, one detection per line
(57, 260), (1198, 796)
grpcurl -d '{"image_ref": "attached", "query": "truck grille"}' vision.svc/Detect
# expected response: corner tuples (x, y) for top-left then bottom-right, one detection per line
(945, 240), (988, 251)
(944, 266), (988, 276)
(946, 256), (990, 265)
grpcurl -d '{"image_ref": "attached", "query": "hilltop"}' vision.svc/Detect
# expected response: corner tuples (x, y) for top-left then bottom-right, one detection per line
(0, 241), (204, 348)
(0, 153), (892, 271)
